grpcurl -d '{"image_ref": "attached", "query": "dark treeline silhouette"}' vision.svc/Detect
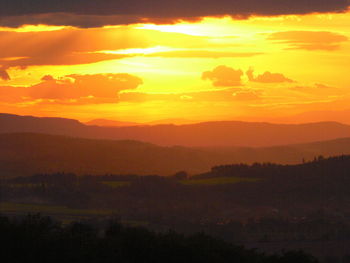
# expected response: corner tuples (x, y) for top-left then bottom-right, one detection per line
(204, 155), (349, 178)
(0, 214), (317, 263)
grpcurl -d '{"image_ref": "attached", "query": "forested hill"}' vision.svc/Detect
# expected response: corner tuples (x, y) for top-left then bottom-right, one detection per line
(198, 155), (350, 180)
(2, 133), (350, 178)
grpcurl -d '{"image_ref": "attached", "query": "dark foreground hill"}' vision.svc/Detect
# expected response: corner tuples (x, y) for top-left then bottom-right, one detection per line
(3, 156), (350, 261)
(2, 113), (350, 147)
(0, 215), (316, 263)
(3, 133), (350, 178)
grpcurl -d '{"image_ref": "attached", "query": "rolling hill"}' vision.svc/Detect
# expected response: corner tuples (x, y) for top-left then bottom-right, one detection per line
(2, 113), (350, 147)
(2, 133), (350, 178)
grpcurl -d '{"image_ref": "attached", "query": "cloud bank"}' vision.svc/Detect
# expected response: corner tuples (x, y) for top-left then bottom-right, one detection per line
(0, 0), (349, 27)
(247, 68), (295, 83)
(268, 31), (349, 50)
(0, 73), (143, 104)
(202, 65), (244, 87)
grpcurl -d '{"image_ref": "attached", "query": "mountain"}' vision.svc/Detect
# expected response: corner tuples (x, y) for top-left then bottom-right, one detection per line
(2, 133), (350, 178)
(0, 113), (84, 135)
(146, 118), (196, 125)
(85, 118), (195, 127)
(0, 133), (223, 178)
(264, 109), (350, 125)
(85, 119), (141, 127)
(2, 113), (350, 147)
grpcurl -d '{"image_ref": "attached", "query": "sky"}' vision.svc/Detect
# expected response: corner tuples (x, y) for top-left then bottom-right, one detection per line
(0, 0), (350, 124)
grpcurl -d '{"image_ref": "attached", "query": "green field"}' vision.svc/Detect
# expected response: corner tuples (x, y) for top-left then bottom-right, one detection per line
(0, 202), (115, 222)
(180, 177), (260, 186)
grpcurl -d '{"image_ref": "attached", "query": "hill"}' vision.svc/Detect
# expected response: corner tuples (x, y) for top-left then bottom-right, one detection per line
(0, 133), (218, 178)
(2, 113), (350, 147)
(85, 119), (141, 127)
(3, 155), (350, 260)
(2, 133), (350, 178)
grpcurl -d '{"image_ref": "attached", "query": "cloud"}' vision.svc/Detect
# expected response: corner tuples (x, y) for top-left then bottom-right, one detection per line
(247, 68), (295, 83)
(233, 91), (261, 100)
(0, 86), (25, 103)
(290, 83), (343, 96)
(41, 75), (55, 81)
(0, 27), (220, 69)
(0, 28), (149, 68)
(0, 1), (349, 27)
(268, 31), (349, 50)
(0, 13), (144, 28)
(202, 65), (244, 87)
(0, 67), (10, 80)
(0, 73), (143, 104)
(1, 53), (129, 69)
(3, 1), (350, 27)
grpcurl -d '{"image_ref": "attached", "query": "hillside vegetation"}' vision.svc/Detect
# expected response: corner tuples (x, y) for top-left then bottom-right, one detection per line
(2, 133), (350, 178)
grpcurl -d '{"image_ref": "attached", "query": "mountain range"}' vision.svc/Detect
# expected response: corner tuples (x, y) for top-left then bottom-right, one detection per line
(2, 113), (350, 147)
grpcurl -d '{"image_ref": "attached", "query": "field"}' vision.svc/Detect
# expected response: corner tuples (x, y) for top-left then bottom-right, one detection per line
(0, 202), (151, 226)
(180, 177), (260, 186)
(0, 202), (115, 222)
(102, 181), (131, 188)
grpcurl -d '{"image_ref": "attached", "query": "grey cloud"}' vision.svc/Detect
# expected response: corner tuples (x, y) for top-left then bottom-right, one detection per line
(0, 67), (10, 80)
(0, 0), (349, 27)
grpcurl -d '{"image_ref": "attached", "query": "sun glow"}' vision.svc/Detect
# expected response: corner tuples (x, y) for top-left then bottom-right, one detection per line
(1, 12), (350, 123)
(0, 24), (70, 32)
(138, 17), (253, 37)
(93, 46), (178, 55)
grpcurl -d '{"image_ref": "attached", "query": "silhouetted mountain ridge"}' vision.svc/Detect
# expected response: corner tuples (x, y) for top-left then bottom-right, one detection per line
(0, 113), (83, 134)
(85, 119), (141, 127)
(2, 113), (350, 147)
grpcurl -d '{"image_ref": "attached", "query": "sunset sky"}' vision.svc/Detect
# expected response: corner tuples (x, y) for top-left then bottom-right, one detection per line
(1, 0), (350, 123)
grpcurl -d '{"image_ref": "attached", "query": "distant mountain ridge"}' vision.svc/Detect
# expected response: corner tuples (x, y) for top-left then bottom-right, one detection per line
(85, 119), (141, 127)
(2, 132), (350, 178)
(1, 113), (350, 147)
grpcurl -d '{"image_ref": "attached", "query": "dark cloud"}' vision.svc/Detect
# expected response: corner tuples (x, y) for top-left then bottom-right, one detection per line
(0, 67), (10, 80)
(268, 31), (349, 51)
(0, 13), (143, 28)
(0, 73), (143, 104)
(202, 65), (244, 87)
(247, 68), (295, 83)
(41, 75), (55, 81)
(0, 0), (349, 27)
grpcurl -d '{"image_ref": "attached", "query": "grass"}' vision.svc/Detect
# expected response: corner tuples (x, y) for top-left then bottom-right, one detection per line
(102, 181), (131, 188)
(180, 177), (260, 186)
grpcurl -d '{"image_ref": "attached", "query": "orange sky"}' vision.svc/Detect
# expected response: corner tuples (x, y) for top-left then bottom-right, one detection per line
(1, 11), (350, 124)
